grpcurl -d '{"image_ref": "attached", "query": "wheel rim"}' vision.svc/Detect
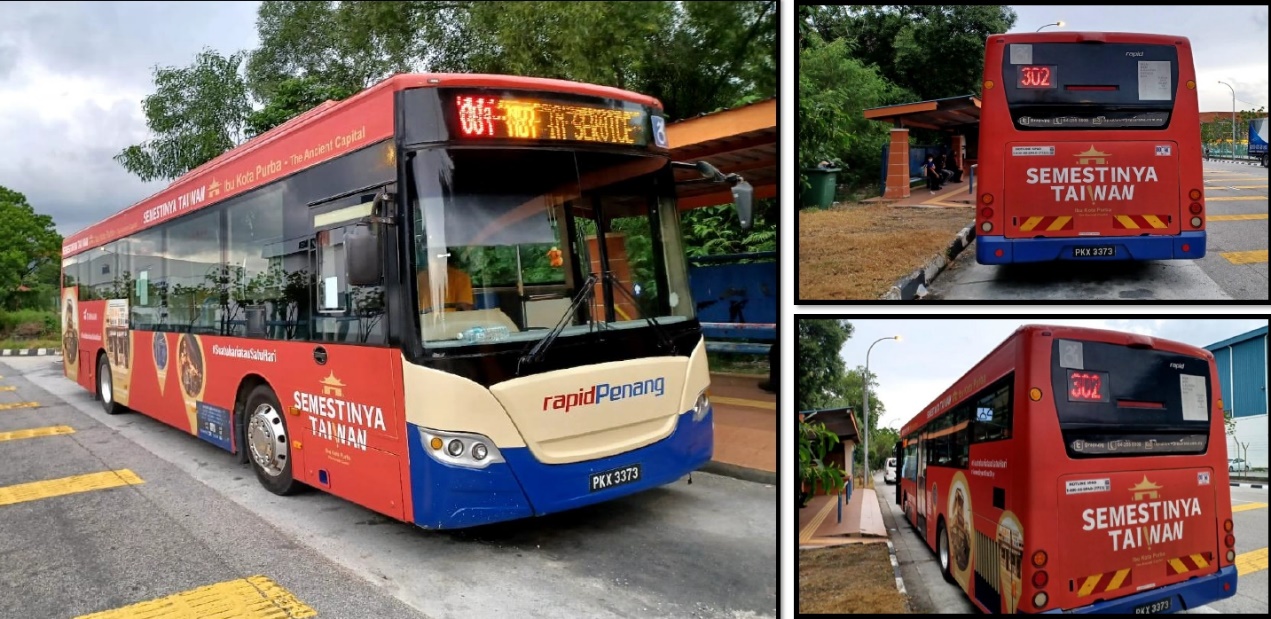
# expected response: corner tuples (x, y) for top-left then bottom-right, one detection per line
(248, 402), (289, 477)
(99, 363), (112, 403)
(939, 527), (949, 570)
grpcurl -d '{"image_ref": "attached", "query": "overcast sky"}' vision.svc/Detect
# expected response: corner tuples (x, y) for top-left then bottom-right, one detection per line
(1007, 5), (1269, 113)
(835, 319), (1269, 431)
(0, 1), (261, 236)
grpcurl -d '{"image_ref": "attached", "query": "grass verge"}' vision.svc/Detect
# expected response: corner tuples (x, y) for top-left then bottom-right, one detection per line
(0, 339), (60, 350)
(799, 202), (972, 300)
(706, 351), (768, 376)
(799, 544), (909, 614)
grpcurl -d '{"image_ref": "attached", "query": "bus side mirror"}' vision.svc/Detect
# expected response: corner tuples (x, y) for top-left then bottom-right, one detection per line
(346, 223), (382, 287)
(732, 180), (753, 231)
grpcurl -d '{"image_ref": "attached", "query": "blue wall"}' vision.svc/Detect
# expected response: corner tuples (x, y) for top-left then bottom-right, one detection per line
(1207, 327), (1268, 418)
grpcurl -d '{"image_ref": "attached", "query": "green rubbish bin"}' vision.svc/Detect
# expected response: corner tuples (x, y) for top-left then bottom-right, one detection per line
(800, 167), (840, 208)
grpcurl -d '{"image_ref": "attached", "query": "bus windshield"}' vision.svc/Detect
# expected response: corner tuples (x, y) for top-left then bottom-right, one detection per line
(407, 147), (692, 348)
(1002, 42), (1180, 130)
(1050, 338), (1211, 458)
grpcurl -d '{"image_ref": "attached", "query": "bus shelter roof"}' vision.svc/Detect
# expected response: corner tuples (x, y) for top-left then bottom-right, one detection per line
(863, 94), (981, 131)
(667, 98), (776, 210)
(799, 407), (859, 444)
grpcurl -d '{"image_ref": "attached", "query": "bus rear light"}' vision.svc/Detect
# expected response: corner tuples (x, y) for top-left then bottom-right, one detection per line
(994, 249), (1004, 258)
(1227, 550), (1236, 562)
(1190, 216), (1202, 228)
(981, 193), (994, 205)
(1224, 518), (1233, 533)
(980, 207), (994, 219)
(1189, 188), (1202, 200)
(1189, 203), (1202, 214)
(1032, 592), (1048, 609)
(981, 222), (993, 233)
(1032, 570), (1048, 587)
(1182, 244), (1190, 253)
(985, 80), (995, 90)
(1029, 388), (1043, 401)
(1031, 549), (1048, 568)
(1225, 534), (1235, 548)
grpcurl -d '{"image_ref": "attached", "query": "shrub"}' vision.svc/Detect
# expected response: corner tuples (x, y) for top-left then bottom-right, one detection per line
(13, 322), (44, 339)
(0, 310), (58, 337)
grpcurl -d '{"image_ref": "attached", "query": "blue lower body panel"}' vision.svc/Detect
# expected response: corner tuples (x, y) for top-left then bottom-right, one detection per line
(976, 231), (1206, 264)
(1043, 564), (1237, 613)
(407, 409), (713, 529)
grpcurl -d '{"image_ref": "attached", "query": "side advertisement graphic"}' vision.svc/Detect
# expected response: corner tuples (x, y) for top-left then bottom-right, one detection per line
(105, 299), (133, 406)
(62, 289), (78, 382)
(177, 334), (207, 433)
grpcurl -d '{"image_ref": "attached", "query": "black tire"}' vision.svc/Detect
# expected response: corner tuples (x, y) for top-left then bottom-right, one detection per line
(244, 385), (303, 496)
(937, 520), (955, 583)
(98, 355), (124, 415)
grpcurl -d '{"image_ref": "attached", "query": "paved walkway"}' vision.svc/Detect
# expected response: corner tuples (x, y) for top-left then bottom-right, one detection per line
(797, 478), (888, 549)
(706, 372), (775, 483)
(863, 179), (974, 208)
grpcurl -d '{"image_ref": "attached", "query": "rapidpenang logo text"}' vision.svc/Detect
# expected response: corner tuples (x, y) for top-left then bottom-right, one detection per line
(543, 377), (666, 413)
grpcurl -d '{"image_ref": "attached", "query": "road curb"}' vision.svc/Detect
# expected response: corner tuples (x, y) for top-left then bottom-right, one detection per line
(886, 539), (907, 595)
(881, 221), (976, 300)
(0, 348), (58, 356)
(1230, 481), (1266, 489)
(700, 460), (775, 485)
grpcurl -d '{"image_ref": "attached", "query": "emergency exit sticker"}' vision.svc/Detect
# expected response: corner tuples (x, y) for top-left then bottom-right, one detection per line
(1066, 478), (1111, 494)
(1155, 145), (1172, 156)
(1012, 145), (1055, 156)
(1198, 471), (1210, 486)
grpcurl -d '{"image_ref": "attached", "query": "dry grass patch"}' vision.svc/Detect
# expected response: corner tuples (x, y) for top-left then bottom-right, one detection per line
(799, 543), (910, 614)
(799, 203), (972, 300)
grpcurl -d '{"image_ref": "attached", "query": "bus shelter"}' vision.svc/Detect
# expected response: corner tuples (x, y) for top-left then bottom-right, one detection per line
(863, 95), (980, 199)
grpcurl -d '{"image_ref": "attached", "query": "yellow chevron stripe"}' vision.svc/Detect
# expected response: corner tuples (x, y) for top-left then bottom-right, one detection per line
(1020, 216), (1045, 231)
(1046, 216), (1071, 231)
(1106, 568), (1131, 591)
(1077, 574), (1102, 597)
(1167, 557), (1189, 573)
(1190, 553), (1210, 568)
(1141, 215), (1168, 229)
(1115, 215), (1140, 229)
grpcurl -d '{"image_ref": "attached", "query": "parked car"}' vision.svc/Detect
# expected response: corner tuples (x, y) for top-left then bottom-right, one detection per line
(884, 457), (897, 484)
(1229, 458), (1249, 473)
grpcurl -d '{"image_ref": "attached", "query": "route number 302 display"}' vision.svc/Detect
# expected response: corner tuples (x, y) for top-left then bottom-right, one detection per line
(1017, 65), (1056, 89)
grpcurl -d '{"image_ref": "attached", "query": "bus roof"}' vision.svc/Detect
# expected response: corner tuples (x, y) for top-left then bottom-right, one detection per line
(988, 31), (1190, 46)
(898, 324), (1212, 436)
(61, 73), (664, 258)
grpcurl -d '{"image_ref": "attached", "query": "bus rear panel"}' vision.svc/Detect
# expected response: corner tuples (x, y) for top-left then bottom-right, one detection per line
(976, 33), (1206, 264)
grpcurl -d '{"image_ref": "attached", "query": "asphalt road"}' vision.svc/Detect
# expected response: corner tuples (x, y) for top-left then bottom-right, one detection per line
(0, 355), (777, 619)
(927, 159), (1268, 301)
(874, 472), (1269, 614)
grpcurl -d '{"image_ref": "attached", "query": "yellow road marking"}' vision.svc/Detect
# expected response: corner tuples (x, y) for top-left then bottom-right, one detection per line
(0, 402), (39, 411)
(1235, 547), (1267, 577)
(1231, 502), (1267, 513)
(712, 395), (775, 411)
(1141, 215), (1168, 229)
(1206, 196), (1267, 201)
(75, 575), (317, 619)
(800, 495), (837, 544)
(1209, 214), (1268, 221)
(0, 470), (143, 508)
(0, 425), (74, 442)
(0, 386), (14, 391)
(1220, 250), (1268, 265)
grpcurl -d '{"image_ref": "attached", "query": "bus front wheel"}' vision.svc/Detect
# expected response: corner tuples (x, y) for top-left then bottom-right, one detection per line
(97, 355), (124, 415)
(245, 385), (303, 496)
(937, 520), (955, 584)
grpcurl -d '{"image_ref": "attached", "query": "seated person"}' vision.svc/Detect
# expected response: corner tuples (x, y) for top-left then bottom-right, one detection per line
(924, 155), (943, 192)
(417, 263), (475, 312)
(939, 154), (962, 183)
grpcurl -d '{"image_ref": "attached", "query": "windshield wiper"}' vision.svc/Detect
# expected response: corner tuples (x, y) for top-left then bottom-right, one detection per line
(604, 270), (674, 354)
(518, 273), (597, 372)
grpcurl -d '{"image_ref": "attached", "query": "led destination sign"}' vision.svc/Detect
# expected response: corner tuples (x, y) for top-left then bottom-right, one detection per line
(452, 93), (650, 146)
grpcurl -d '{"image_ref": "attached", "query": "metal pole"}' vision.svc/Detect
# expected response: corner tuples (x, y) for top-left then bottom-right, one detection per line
(1036, 21), (1064, 32)
(863, 335), (900, 485)
(1219, 81), (1236, 159)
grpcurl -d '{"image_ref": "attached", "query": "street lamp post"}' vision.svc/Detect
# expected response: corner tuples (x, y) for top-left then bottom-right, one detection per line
(1036, 21), (1064, 32)
(1218, 81), (1236, 160)
(863, 335), (901, 485)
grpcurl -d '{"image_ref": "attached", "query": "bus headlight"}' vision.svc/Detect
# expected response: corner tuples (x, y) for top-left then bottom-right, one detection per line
(693, 390), (711, 422)
(419, 427), (505, 469)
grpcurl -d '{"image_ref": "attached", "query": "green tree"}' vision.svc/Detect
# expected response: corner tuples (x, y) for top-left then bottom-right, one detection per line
(115, 48), (252, 182)
(798, 418), (844, 507)
(245, 76), (361, 137)
(0, 187), (62, 310)
(797, 319), (854, 411)
(681, 200), (776, 257)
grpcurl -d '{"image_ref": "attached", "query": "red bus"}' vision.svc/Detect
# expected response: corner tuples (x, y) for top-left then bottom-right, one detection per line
(896, 325), (1238, 613)
(975, 32), (1207, 264)
(59, 73), (751, 529)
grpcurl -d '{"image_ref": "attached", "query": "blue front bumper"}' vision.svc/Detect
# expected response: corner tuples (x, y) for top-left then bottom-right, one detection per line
(407, 409), (713, 529)
(976, 231), (1206, 264)
(1043, 564), (1237, 614)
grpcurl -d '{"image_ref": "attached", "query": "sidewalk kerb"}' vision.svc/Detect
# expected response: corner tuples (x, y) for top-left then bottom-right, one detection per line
(0, 348), (58, 356)
(887, 539), (907, 595)
(700, 460), (775, 485)
(881, 221), (976, 300)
